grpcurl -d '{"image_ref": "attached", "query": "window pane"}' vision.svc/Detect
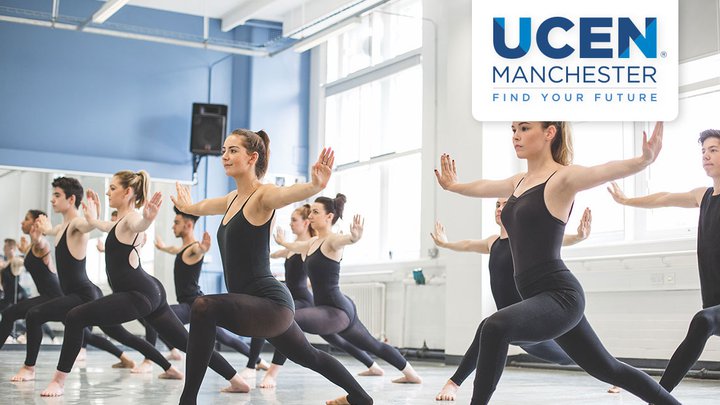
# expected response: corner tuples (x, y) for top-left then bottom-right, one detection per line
(326, 0), (422, 82)
(325, 165), (383, 264)
(385, 152), (421, 260)
(566, 122), (626, 237)
(325, 65), (422, 165)
(644, 93), (716, 234)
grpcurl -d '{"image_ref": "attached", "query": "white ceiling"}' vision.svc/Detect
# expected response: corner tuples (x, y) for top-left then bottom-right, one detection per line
(129, 0), (308, 29)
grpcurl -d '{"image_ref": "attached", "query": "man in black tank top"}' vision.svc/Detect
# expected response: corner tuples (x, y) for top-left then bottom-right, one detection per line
(0, 212), (61, 351)
(147, 207), (268, 374)
(608, 129), (720, 393)
(11, 177), (144, 382)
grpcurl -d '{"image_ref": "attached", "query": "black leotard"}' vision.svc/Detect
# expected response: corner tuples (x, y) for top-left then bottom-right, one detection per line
(24, 248), (62, 298)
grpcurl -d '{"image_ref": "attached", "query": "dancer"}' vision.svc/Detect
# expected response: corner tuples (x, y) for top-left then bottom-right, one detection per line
(0, 211), (62, 348)
(138, 207), (269, 375)
(273, 194), (422, 386)
(432, 203), (619, 400)
(0, 239), (29, 312)
(40, 171), (248, 397)
(607, 128), (720, 394)
(12, 177), (143, 382)
(172, 129), (372, 405)
(435, 121), (678, 404)
(257, 203), (384, 388)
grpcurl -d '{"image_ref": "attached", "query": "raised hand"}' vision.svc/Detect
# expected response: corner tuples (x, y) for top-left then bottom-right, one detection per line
(274, 227), (287, 245)
(142, 192), (163, 222)
(434, 154), (458, 190)
(87, 189), (102, 219)
(607, 181), (629, 204)
(170, 182), (193, 212)
(576, 208), (592, 241)
(430, 221), (449, 247)
(349, 214), (364, 243)
(19, 236), (30, 253)
(154, 235), (166, 250)
(199, 232), (211, 253)
(311, 148), (335, 189)
(35, 214), (52, 235)
(641, 122), (663, 165)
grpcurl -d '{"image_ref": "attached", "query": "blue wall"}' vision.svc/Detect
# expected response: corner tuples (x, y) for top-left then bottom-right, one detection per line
(0, 0), (310, 292)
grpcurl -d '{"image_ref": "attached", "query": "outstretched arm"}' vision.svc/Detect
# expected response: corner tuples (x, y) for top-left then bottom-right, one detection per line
(154, 235), (182, 255)
(430, 221), (494, 253)
(607, 181), (704, 208)
(274, 227), (313, 255)
(434, 154), (520, 198)
(562, 207), (592, 246)
(189, 232), (212, 257)
(563, 122), (664, 193)
(258, 148), (334, 210)
(35, 215), (62, 237)
(270, 248), (290, 259)
(82, 189), (115, 232)
(171, 183), (231, 217)
(327, 215), (364, 250)
(125, 192), (163, 233)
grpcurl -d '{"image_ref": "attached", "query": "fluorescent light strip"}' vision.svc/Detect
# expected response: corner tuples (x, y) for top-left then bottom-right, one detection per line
(92, 0), (130, 24)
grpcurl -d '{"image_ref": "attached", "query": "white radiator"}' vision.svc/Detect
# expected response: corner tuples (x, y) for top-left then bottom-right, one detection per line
(340, 282), (387, 340)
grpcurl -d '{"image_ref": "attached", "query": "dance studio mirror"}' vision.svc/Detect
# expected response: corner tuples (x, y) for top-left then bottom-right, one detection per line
(0, 166), (181, 343)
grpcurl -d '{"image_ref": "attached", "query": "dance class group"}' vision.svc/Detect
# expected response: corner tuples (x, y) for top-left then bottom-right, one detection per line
(3, 122), (720, 404)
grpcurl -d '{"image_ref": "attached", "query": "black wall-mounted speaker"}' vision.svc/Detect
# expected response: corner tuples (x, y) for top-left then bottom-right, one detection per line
(190, 103), (227, 156)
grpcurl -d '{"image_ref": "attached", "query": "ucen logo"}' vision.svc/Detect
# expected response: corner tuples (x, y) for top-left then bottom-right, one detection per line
(493, 17), (657, 59)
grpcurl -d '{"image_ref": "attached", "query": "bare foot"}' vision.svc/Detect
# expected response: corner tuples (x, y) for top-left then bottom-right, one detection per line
(392, 363), (422, 384)
(40, 381), (64, 397)
(75, 348), (87, 362)
(436, 380), (459, 401)
(158, 366), (184, 380)
(131, 359), (153, 374)
(166, 348), (183, 361)
(220, 374), (251, 393)
(256, 359), (270, 371)
(258, 364), (282, 388)
(11, 365), (35, 382)
(607, 386), (621, 394)
(358, 362), (384, 376)
(111, 354), (136, 369)
(239, 367), (256, 380)
(326, 395), (351, 405)
(40, 371), (68, 397)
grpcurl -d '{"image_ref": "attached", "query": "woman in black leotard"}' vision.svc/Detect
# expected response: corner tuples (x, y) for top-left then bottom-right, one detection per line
(172, 129), (372, 405)
(432, 201), (622, 400)
(40, 171), (247, 397)
(257, 204), (383, 388)
(607, 129), (720, 396)
(143, 207), (268, 375)
(0, 211), (62, 350)
(274, 194), (422, 385)
(435, 121), (679, 404)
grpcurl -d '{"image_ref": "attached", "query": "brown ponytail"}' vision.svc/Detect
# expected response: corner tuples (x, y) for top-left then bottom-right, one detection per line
(542, 122), (574, 166)
(229, 129), (271, 179)
(114, 170), (150, 208)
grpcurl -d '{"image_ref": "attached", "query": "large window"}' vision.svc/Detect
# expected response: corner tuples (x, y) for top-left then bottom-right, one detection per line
(319, 0), (423, 264)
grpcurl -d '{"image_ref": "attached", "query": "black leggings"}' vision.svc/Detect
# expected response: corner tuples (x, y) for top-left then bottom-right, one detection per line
(143, 301), (254, 360)
(261, 298), (375, 368)
(0, 296), (57, 345)
(24, 293), (132, 366)
(181, 293), (372, 405)
(57, 291), (237, 382)
(660, 304), (720, 391)
(450, 319), (573, 385)
(272, 304), (406, 371)
(470, 270), (678, 405)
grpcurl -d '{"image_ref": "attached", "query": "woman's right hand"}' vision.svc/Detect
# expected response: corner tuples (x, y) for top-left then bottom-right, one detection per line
(430, 221), (448, 247)
(434, 154), (458, 190)
(171, 182), (193, 212)
(641, 122), (663, 165)
(274, 227), (287, 246)
(607, 181), (629, 205)
(311, 148), (335, 189)
(82, 189), (100, 222)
